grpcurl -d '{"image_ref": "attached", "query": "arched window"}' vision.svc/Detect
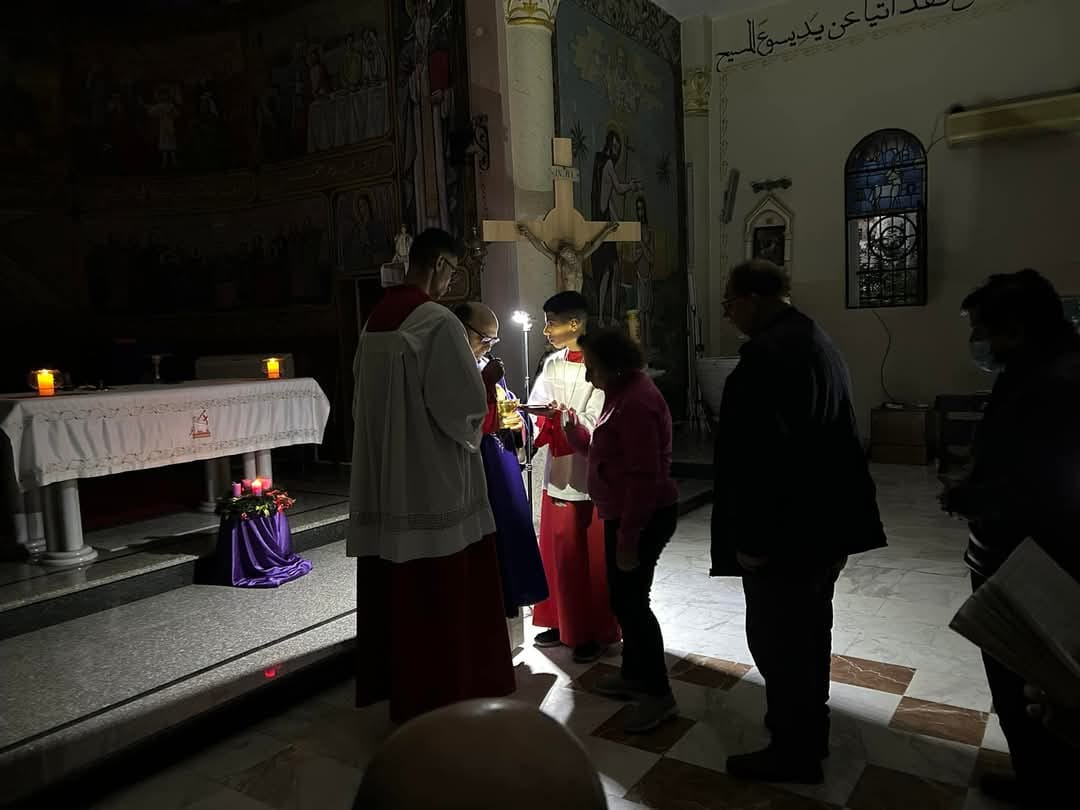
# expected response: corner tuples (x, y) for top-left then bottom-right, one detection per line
(845, 129), (927, 308)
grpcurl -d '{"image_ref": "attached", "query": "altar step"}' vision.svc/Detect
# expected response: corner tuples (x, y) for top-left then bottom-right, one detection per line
(0, 541), (358, 806)
(0, 477), (351, 642)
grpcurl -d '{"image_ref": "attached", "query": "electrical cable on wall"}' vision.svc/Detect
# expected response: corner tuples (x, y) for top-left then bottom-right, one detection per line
(872, 310), (899, 405)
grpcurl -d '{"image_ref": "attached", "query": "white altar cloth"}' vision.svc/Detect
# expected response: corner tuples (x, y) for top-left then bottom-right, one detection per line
(0, 379), (330, 492)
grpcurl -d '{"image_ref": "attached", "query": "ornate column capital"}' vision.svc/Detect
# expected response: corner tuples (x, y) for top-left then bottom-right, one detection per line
(683, 67), (711, 117)
(505, 0), (559, 32)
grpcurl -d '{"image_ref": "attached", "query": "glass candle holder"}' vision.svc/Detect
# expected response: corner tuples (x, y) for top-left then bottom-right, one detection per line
(28, 369), (62, 397)
(263, 357), (282, 380)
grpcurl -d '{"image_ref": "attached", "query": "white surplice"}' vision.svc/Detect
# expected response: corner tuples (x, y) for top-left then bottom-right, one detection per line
(527, 348), (605, 502)
(347, 301), (495, 563)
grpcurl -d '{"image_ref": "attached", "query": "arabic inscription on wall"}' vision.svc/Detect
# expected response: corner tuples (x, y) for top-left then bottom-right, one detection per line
(715, 0), (976, 69)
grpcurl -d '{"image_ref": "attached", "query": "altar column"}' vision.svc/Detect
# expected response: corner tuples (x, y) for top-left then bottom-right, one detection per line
(505, 0), (560, 367)
(39, 480), (98, 569)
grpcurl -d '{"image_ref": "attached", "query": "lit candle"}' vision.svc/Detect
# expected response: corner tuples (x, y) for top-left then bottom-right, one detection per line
(241, 479), (251, 493)
(251, 478), (264, 497)
(232, 482), (242, 498)
(36, 370), (55, 397)
(265, 358), (281, 380)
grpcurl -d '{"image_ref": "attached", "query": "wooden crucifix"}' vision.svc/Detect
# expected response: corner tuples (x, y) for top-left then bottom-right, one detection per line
(482, 137), (641, 293)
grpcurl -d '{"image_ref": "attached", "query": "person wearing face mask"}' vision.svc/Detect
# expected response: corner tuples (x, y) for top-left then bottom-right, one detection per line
(940, 269), (1080, 808)
(454, 302), (549, 618)
(711, 259), (886, 784)
(347, 229), (514, 724)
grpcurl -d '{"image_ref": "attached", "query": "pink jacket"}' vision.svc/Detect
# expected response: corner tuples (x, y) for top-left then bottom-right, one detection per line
(566, 371), (678, 549)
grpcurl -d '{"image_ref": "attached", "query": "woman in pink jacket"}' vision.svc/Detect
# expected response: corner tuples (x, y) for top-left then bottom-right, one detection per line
(565, 327), (680, 734)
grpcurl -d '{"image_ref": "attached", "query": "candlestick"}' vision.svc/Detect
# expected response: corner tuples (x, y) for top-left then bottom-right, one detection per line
(35, 370), (55, 397)
(251, 478), (264, 497)
(232, 482), (242, 498)
(264, 358), (281, 380)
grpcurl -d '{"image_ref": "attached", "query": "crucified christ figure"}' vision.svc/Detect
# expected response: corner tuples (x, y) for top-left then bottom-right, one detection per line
(517, 220), (619, 294)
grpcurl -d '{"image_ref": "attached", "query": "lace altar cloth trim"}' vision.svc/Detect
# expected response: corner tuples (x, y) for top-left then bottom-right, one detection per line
(0, 379), (331, 490)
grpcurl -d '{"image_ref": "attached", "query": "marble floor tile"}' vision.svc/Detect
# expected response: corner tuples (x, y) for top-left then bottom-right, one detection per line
(670, 655), (751, 689)
(225, 746), (363, 810)
(591, 706), (696, 754)
(890, 697), (988, 747)
(827, 681), (905, 729)
(968, 748), (1013, 787)
(669, 678), (727, 724)
(185, 790), (275, 810)
(581, 735), (660, 799)
(858, 724), (979, 786)
(292, 701), (394, 769)
(835, 565), (908, 599)
(830, 655), (915, 695)
(540, 683), (624, 738)
(89, 765), (226, 810)
(904, 668), (992, 713)
(628, 758), (839, 809)
(979, 713), (1009, 753)
(847, 764), (967, 810)
(606, 796), (650, 810)
(183, 732), (292, 783)
(664, 718), (730, 772)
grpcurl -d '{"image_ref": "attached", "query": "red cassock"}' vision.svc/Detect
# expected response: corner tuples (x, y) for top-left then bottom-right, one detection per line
(354, 286), (514, 723)
(531, 400), (620, 648)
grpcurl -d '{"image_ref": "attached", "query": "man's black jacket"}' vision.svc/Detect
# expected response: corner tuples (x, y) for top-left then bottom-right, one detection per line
(710, 307), (887, 576)
(949, 335), (1080, 581)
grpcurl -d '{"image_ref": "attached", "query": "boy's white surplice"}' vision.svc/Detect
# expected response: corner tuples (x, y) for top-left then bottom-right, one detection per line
(347, 301), (495, 563)
(527, 348), (605, 501)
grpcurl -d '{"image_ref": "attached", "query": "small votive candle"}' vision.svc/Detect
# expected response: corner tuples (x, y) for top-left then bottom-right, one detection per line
(251, 478), (264, 497)
(232, 482), (242, 498)
(241, 479), (251, 493)
(265, 358), (281, 380)
(36, 370), (55, 397)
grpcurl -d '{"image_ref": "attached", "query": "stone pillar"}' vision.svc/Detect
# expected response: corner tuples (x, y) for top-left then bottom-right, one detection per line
(242, 452), (258, 482)
(200, 458), (231, 513)
(255, 450), (273, 483)
(681, 17), (714, 353)
(505, 0), (560, 370)
(39, 480), (98, 569)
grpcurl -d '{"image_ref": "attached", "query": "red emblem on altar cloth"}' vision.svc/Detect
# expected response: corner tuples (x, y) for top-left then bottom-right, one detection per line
(191, 410), (211, 440)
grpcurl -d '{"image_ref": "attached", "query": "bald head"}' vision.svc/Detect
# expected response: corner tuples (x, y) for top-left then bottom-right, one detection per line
(354, 699), (606, 810)
(453, 302), (501, 359)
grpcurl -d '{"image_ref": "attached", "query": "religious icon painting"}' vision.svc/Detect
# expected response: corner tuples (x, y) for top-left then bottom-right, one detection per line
(752, 225), (786, 266)
(744, 194), (793, 271)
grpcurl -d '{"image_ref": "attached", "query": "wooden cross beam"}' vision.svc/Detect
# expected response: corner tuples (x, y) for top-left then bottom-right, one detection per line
(482, 137), (641, 253)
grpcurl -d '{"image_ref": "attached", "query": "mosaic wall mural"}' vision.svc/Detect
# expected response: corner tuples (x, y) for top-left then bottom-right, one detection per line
(554, 0), (686, 411)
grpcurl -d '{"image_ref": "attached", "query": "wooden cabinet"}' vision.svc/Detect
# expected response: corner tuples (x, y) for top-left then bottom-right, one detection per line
(870, 407), (933, 465)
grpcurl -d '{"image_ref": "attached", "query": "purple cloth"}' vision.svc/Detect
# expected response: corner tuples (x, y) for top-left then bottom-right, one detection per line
(216, 511), (312, 588)
(481, 431), (548, 615)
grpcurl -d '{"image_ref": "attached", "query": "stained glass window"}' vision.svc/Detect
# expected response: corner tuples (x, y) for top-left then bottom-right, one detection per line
(845, 129), (927, 308)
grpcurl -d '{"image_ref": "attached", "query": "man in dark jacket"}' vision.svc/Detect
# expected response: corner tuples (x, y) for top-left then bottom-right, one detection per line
(941, 269), (1080, 808)
(711, 260), (886, 783)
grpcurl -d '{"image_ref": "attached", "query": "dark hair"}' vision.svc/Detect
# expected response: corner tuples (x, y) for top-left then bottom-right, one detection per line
(727, 259), (791, 299)
(543, 291), (589, 321)
(961, 269), (1074, 345)
(409, 228), (462, 273)
(578, 328), (645, 375)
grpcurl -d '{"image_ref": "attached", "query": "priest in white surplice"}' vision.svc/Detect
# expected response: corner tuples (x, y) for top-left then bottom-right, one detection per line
(347, 228), (514, 723)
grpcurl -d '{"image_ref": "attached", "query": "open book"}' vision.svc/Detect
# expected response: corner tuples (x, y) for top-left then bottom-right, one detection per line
(950, 538), (1080, 709)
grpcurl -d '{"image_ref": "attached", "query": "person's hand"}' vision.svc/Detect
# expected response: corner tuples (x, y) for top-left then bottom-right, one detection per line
(737, 551), (768, 572)
(616, 543), (640, 572)
(1025, 685), (1080, 748)
(481, 357), (504, 387)
(564, 408), (579, 428)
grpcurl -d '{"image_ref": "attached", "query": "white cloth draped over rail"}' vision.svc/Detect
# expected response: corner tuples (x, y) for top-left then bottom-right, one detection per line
(347, 301), (495, 564)
(0, 379), (330, 491)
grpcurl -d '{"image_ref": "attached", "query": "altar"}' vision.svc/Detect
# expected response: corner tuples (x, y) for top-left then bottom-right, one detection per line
(0, 379), (330, 568)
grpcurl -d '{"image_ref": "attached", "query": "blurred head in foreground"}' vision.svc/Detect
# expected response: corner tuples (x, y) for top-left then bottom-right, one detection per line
(353, 698), (607, 810)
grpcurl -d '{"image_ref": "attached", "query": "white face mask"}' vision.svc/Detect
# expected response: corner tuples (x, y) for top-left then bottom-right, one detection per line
(969, 339), (1003, 373)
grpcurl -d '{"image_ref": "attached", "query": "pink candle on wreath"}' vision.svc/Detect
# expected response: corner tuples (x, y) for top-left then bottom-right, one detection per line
(241, 478), (251, 493)
(251, 479), (264, 497)
(231, 482), (242, 498)
(263, 479), (272, 492)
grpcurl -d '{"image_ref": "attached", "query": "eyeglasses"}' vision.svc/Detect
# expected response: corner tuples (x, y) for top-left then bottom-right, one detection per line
(466, 323), (500, 346)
